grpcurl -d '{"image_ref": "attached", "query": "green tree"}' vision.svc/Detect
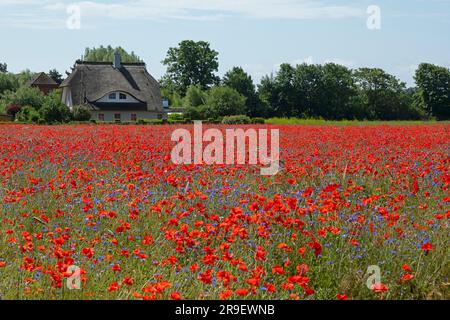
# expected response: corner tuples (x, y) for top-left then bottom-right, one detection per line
(72, 105), (92, 121)
(414, 63), (450, 120)
(222, 67), (263, 117)
(49, 69), (64, 85)
(161, 40), (220, 96)
(16, 70), (34, 87)
(205, 86), (246, 117)
(0, 72), (19, 96)
(183, 85), (207, 108)
(39, 90), (72, 123)
(316, 63), (356, 119)
(353, 68), (410, 120)
(1, 86), (45, 110)
(257, 74), (278, 118)
(84, 46), (142, 63)
(0, 62), (7, 73)
(15, 106), (40, 123)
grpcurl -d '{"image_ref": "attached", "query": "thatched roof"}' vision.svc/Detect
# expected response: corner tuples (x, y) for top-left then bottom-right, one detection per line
(61, 60), (163, 112)
(26, 72), (58, 87)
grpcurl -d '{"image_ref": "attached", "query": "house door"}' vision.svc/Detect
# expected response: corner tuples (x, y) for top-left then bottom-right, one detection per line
(114, 113), (121, 123)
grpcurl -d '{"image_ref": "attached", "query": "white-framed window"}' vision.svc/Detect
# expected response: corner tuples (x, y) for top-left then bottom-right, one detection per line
(108, 93), (117, 100)
(119, 93), (127, 100)
(130, 114), (137, 122)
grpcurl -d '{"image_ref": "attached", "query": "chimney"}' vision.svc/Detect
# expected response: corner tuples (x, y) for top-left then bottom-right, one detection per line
(113, 51), (121, 69)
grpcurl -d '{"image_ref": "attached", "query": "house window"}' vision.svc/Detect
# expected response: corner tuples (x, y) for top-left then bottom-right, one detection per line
(108, 93), (117, 100)
(130, 114), (137, 122)
(98, 114), (105, 121)
(119, 93), (127, 100)
(114, 114), (121, 123)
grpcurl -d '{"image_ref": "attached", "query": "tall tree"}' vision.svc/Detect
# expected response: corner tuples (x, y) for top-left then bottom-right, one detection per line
(206, 86), (246, 117)
(0, 62), (7, 73)
(318, 63), (357, 119)
(48, 69), (64, 85)
(257, 74), (278, 118)
(161, 40), (220, 96)
(0, 72), (19, 95)
(84, 46), (142, 63)
(353, 68), (410, 120)
(223, 67), (262, 117)
(414, 63), (450, 120)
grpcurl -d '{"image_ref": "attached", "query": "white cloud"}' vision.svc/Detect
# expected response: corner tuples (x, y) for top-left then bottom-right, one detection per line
(1, 0), (365, 29)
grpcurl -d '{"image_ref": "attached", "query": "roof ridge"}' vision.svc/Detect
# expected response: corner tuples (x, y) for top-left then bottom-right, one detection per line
(76, 60), (146, 66)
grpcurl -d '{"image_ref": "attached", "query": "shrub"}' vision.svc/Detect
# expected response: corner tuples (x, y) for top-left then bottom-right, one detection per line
(221, 115), (251, 124)
(144, 119), (164, 125)
(6, 104), (22, 118)
(183, 85), (207, 108)
(251, 117), (266, 124)
(168, 113), (184, 122)
(15, 106), (40, 123)
(1, 87), (45, 110)
(206, 86), (247, 117)
(72, 105), (92, 121)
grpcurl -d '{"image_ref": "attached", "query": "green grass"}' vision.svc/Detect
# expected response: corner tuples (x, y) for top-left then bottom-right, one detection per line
(265, 118), (449, 126)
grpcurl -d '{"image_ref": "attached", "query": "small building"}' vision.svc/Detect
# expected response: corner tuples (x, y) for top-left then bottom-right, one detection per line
(60, 52), (164, 122)
(26, 72), (59, 95)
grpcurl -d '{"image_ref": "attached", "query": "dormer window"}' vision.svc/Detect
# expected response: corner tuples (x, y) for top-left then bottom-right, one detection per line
(100, 92), (137, 104)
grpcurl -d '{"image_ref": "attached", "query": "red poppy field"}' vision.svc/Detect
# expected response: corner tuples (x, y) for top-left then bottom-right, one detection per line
(0, 124), (448, 300)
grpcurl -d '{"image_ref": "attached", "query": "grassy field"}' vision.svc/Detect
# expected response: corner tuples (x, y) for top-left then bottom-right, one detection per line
(0, 124), (448, 300)
(265, 118), (450, 126)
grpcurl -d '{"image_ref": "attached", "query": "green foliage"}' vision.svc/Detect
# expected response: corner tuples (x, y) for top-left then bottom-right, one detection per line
(39, 90), (72, 123)
(183, 85), (207, 108)
(205, 86), (247, 117)
(0, 72), (19, 96)
(223, 66), (263, 117)
(1, 86), (45, 110)
(161, 87), (183, 108)
(48, 69), (64, 85)
(0, 62), (7, 73)
(353, 68), (413, 120)
(414, 63), (450, 120)
(16, 70), (34, 87)
(84, 46), (142, 63)
(183, 105), (216, 120)
(72, 105), (92, 121)
(167, 113), (184, 122)
(257, 63), (433, 121)
(221, 115), (251, 124)
(15, 106), (40, 123)
(251, 117), (266, 124)
(161, 40), (220, 96)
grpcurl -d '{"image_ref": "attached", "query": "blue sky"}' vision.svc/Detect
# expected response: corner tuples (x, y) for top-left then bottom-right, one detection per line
(0, 0), (449, 86)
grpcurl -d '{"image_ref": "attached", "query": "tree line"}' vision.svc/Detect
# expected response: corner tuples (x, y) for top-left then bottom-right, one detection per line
(160, 40), (450, 121)
(1, 42), (449, 122)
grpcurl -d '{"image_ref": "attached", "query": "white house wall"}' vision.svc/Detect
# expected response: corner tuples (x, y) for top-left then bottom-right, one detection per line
(62, 87), (73, 109)
(90, 111), (162, 122)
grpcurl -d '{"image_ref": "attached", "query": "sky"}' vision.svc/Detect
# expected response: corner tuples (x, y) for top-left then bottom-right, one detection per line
(0, 0), (449, 87)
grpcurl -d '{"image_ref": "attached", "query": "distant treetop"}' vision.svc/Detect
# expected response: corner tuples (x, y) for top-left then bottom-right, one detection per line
(83, 46), (142, 63)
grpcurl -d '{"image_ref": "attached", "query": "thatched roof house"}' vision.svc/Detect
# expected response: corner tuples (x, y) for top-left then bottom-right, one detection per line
(61, 52), (164, 122)
(26, 72), (59, 95)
